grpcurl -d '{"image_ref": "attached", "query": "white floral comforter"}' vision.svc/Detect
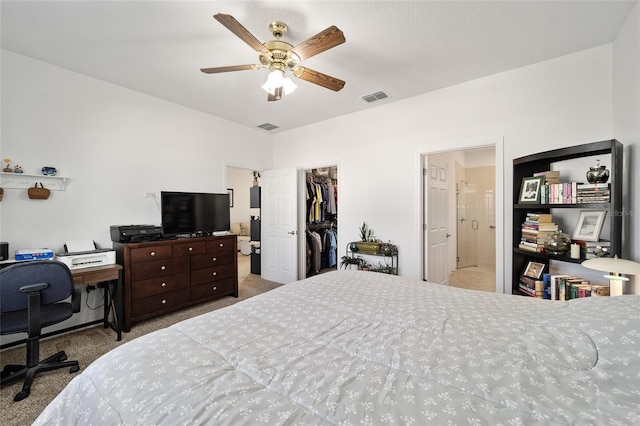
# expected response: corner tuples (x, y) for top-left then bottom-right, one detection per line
(34, 271), (640, 425)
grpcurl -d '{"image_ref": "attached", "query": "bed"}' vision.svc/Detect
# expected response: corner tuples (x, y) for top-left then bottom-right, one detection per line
(34, 270), (640, 425)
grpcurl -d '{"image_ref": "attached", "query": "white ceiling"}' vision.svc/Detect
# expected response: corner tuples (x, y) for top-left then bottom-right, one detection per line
(1, 1), (636, 133)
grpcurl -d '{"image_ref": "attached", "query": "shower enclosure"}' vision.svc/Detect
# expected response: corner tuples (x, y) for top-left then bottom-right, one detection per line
(456, 181), (478, 268)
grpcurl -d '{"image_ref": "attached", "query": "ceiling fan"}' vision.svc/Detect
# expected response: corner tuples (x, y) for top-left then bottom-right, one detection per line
(201, 13), (346, 101)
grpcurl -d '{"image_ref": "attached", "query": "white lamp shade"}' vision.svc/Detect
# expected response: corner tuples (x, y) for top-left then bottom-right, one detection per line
(582, 257), (640, 275)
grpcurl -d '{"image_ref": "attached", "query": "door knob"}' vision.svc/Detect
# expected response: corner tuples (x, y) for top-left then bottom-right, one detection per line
(288, 231), (297, 235)
(446, 233), (451, 238)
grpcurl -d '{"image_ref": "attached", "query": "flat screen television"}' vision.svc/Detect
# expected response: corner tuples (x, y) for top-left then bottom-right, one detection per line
(161, 191), (230, 237)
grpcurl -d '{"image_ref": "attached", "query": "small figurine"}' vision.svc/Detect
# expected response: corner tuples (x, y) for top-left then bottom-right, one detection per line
(13, 165), (23, 174)
(2, 158), (12, 173)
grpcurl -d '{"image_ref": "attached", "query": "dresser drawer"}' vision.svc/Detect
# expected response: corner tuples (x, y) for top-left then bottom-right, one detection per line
(173, 241), (206, 257)
(132, 289), (190, 318)
(130, 245), (172, 263)
(206, 238), (235, 254)
(191, 251), (234, 270)
(132, 272), (189, 300)
(190, 264), (235, 285)
(190, 278), (235, 301)
(131, 258), (189, 281)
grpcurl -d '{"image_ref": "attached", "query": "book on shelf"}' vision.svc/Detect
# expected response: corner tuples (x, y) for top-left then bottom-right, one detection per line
(519, 275), (544, 297)
(576, 183), (611, 190)
(551, 276), (609, 300)
(520, 213), (557, 253)
(525, 212), (553, 223)
(533, 170), (561, 184)
(576, 183), (610, 203)
(590, 285), (610, 296)
(542, 182), (578, 204)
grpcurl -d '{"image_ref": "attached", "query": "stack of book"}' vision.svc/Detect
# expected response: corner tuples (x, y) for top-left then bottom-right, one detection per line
(539, 273), (610, 300)
(534, 170), (560, 184)
(519, 212), (558, 253)
(519, 275), (544, 297)
(576, 183), (611, 203)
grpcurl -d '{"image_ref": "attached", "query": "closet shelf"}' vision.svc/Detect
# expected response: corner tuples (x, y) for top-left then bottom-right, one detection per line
(0, 172), (69, 191)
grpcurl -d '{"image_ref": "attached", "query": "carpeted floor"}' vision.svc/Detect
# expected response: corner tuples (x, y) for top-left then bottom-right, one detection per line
(0, 254), (280, 426)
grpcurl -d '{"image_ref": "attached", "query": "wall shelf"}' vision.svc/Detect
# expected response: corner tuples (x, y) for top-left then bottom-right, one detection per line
(0, 172), (69, 191)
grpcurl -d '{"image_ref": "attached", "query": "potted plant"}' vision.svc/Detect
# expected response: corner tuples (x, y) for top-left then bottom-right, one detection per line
(252, 170), (261, 187)
(340, 255), (363, 270)
(356, 222), (380, 254)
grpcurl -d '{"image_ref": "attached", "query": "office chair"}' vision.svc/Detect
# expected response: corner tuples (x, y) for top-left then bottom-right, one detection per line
(0, 261), (81, 401)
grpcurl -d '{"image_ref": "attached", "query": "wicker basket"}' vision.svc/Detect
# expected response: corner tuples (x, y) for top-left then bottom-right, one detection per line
(0, 188), (3, 201)
(27, 183), (50, 200)
(355, 242), (381, 255)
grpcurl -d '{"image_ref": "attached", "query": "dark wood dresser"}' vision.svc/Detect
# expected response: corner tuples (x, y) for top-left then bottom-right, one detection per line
(114, 235), (238, 331)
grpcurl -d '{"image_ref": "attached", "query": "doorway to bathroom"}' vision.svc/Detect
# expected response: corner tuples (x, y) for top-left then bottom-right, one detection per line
(423, 145), (497, 292)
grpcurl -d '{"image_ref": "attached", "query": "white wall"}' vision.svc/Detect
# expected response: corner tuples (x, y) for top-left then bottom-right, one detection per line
(273, 45), (622, 290)
(613, 3), (640, 293)
(0, 50), (273, 253)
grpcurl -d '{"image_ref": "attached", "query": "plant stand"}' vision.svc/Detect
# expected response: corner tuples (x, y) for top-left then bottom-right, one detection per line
(344, 242), (398, 275)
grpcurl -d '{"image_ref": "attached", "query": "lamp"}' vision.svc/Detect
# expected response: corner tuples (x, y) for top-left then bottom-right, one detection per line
(261, 69), (297, 99)
(581, 256), (640, 296)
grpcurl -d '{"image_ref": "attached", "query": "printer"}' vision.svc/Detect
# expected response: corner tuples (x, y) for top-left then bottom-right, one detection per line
(110, 225), (163, 243)
(56, 249), (116, 270)
(54, 240), (115, 270)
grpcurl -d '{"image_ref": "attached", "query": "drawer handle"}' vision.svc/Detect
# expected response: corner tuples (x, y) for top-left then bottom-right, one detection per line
(161, 299), (167, 304)
(212, 272), (217, 276)
(212, 257), (217, 262)
(161, 282), (166, 287)
(213, 286), (217, 291)
(161, 266), (166, 271)
(188, 247), (193, 251)
(150, 251), (156, 256)
(219, 243), (223, 247)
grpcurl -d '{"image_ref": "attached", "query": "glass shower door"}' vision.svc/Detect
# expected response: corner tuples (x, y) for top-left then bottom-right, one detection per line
(456, 181), (478, 268)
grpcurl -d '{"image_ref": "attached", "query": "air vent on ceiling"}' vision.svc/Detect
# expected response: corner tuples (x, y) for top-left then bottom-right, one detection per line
(361, 91), (388, 103)
(257, 123), (279, 131)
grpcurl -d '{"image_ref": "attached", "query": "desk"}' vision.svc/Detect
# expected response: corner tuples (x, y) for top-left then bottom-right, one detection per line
(71, 264), (123, 341)
(0, 262), (123, 349)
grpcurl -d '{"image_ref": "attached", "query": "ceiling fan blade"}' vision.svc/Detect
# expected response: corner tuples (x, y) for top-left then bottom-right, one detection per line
(293, 67), (345, 92)
(214, 13), (271, 57)
(200, 64), (260, 74)
(291, 26), (345, 60)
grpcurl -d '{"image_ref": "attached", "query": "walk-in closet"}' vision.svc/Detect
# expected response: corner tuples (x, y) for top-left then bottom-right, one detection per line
(304, 166), (338, 277)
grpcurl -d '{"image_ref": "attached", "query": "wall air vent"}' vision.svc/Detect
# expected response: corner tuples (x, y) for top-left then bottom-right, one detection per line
(257, 123), (279, 131)
(361, 91), (388, 103)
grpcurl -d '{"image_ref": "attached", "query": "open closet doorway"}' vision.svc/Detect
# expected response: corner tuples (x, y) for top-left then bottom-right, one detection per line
(301, 166), (338, 278)
(423, 145), (498, 292)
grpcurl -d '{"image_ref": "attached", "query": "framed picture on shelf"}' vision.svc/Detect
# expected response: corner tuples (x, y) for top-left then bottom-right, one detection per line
(523, 261), (545, 279)
(573, 210), (606, 241)
(227, 188), (234, 207)
(518, 176), (545, 204)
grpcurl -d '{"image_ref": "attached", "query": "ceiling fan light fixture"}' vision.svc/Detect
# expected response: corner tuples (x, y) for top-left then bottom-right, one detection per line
(262, 70), (297, 97)
(282, 76), (297, 95)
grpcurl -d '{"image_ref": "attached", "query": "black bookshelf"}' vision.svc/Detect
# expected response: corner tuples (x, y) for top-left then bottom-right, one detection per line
(512, 140), (623, 295)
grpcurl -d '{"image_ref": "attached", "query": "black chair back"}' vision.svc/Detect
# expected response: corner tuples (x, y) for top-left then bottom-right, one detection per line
(0, 261), (74, 312)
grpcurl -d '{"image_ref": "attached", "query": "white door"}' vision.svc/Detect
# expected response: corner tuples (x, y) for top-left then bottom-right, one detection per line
(424, 158), (449, 284)
(262, 168), (298, 284)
